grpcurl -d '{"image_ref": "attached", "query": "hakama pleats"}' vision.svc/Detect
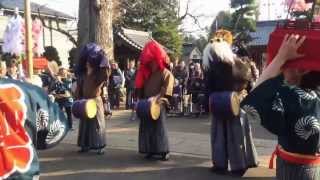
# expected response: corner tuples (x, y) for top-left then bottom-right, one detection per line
(211, 109), (259, 171)
(139, 106), (169, 154)
(77, 97), (106, 149)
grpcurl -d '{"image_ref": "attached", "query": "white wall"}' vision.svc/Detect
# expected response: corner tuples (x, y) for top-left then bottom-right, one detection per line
(42, 20), (76, 68)
(0, 15), (76, 68)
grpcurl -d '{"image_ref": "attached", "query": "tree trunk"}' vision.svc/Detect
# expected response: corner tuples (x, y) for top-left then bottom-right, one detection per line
(78, 0), (114, 60)
(95, 0), (114, 61)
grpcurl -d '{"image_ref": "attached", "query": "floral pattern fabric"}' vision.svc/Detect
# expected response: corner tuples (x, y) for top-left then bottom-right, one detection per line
(0, 78), (68, 179)
(0, 84), (33, 179)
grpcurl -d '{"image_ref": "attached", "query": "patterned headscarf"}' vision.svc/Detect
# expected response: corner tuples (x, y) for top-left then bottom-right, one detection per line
(135, 40), (169, 89)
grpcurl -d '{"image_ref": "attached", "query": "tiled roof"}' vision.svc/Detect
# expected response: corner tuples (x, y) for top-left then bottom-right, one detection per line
(0, 0), (75, 20)
(117, 28), (152, 50)
(249, 20), (285, 46)
(116, 27), (172, 53)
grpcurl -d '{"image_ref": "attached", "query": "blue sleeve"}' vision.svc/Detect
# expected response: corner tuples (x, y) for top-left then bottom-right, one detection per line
(241, 75), (287, 135)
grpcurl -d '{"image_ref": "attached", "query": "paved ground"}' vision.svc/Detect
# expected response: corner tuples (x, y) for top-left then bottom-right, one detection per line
(39, 110), (277, 180)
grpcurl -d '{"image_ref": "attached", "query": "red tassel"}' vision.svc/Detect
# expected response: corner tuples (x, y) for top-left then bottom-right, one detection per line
(269, 145), (279, 169)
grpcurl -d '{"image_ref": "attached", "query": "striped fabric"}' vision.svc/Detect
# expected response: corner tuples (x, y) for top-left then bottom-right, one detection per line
(277, 157), (320, 180)
(211, 109), (259, 171)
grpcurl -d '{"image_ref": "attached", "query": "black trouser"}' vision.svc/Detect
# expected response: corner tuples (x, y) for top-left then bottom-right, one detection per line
(126, 88), (134, 109)
(110, 88), (120, 109)
(57, 101), (73, 129)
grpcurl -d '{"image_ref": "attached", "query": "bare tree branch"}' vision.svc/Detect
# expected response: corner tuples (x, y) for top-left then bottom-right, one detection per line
(37, 9), (78, 47)
(177, 0), (207, 31)
(189, 14), (205, 30)
(179, 0), (191, 20)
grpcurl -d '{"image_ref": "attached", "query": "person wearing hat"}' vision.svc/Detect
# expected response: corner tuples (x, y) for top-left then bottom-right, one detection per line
(242, 34), (320, 180)
(135, 40), (174, 161)
(74, 43), (110, 155)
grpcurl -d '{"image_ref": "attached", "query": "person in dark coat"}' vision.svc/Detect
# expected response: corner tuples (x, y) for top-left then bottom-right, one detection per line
(109, 62), (124, 109)
(125, 60), (136, 110)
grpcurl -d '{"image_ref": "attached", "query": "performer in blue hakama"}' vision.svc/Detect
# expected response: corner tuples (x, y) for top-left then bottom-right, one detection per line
(74, 43), (110, 155)
(202, 29), (259, 176)
(135, 40), (174, 161)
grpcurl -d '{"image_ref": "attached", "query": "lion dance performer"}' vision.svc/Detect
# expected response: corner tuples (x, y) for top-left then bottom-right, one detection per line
(0, 70), (69, 179)
(202, 29), (258, 176)
(135, 40), (174, 161)
(74, 43), (110, 155)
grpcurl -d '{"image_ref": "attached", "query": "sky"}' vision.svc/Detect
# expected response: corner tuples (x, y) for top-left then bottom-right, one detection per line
(31, 0), (79, 17)
(180, 0), (287, 36)
(31, 0), (79, 29)
(179, 0), (230, 35)
(32, 0), (287, 36)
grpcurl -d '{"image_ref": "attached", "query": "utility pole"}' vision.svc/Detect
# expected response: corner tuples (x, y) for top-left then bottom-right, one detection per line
(24, 0), (33, 77)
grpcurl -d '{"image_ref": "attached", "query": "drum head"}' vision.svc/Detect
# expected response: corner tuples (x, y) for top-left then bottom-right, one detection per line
(85, 99), (97, 119)
(230, 92), (240, 116)
(150, 100), (161, 120)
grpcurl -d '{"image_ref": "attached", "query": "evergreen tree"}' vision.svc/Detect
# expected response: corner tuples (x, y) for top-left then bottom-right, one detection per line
(116, 0), (183, 58)
(208, 0), (258, 56)
(209, 11), (233, 38)
(231, 0), (257, 32)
